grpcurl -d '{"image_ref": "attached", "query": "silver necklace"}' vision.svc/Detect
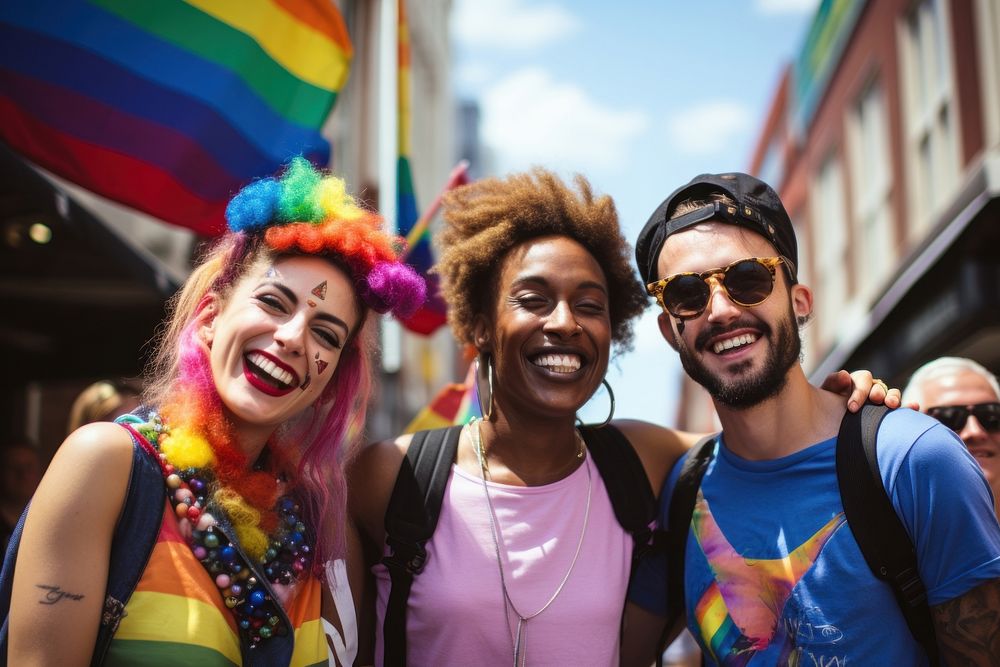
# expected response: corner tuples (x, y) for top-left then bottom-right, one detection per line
(470, 418), (592, 667)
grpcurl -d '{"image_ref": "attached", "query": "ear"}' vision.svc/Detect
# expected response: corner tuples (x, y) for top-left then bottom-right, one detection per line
(657, 312), (680, 352)
(790, 283), (813, 321)
(194, 293), (220, 348)
(472, 313), (493, 354)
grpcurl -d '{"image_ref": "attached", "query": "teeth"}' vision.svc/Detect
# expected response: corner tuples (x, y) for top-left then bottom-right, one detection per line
(712, 333), (758, 354)
(532, 353), (582, 374)
(247, 352), (294, 386)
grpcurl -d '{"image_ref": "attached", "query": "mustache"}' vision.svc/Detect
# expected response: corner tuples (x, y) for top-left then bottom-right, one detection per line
(694, 318), (771, 351)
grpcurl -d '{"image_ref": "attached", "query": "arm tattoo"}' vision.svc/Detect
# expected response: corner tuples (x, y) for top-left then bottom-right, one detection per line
(931, 578), (1000, 665)
(36, 584), (86, 605)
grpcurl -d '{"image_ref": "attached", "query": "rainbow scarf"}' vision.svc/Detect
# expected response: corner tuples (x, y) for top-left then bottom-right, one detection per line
(0, 0), (352, 236)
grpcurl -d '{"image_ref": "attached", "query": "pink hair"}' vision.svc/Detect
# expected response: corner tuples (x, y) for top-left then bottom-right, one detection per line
(146, 236), (377, 568)
(289, 315), (375, 560)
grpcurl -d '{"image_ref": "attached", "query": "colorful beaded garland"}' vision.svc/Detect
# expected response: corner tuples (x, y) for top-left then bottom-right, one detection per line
(119, 411), (313, 648)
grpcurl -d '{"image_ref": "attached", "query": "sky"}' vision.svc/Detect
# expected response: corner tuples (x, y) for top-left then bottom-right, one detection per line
(449, 0), (820, 426)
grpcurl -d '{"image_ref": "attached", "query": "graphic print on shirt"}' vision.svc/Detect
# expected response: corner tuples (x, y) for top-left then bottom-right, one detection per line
(691, 491), (846, 665)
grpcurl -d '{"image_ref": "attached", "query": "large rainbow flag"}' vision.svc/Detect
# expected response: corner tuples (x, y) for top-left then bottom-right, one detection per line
(0, 0), (352, 236)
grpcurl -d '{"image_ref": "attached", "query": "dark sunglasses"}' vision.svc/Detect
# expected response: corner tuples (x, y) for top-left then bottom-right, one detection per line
(927, 402), (1000, 433)
(646, 256), (789, 319)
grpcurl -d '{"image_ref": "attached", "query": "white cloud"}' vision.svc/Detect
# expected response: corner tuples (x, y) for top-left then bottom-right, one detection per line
(452, 0), (582, 51)
(455, 61), (493, 89)
(481, 68), (648, 173)
(667, 101), (753, 157)
(754, 0), (819, 14)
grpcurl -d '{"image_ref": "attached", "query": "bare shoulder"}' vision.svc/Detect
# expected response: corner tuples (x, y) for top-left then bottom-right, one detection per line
(43, 422), (135, 497)
(27, 422), (135, 530)
(347, 434), (414, 551)
(610, 420), (705, 494)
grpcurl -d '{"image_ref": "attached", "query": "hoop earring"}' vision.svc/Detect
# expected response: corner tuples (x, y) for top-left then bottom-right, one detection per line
(476, 354), (495, 421)
(595, 378), (615, 428)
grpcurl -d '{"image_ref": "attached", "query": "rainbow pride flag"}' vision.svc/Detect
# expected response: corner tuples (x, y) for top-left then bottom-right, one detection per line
(0, 0), (352, 236)
(404, 359), (482, 433)
(396, 0), (450, 335)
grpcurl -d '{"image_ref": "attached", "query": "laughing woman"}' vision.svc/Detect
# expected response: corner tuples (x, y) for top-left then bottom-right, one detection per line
(6, 160), (424, 667)
(349, 169), (893, 666)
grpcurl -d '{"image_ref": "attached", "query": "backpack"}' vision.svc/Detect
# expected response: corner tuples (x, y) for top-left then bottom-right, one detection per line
(661, 404), (939, 665)
(0, 423), (164, 666)
(380, 423), (660, 666)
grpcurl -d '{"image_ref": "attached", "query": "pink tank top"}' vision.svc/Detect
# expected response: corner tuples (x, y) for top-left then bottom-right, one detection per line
(373, 454), (632, 666)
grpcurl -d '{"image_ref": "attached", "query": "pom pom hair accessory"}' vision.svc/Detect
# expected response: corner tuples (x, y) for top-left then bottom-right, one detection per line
(225, 157), (426, 319)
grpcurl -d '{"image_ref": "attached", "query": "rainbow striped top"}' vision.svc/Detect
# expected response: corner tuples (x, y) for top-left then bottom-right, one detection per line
(103, 502), (329, 667)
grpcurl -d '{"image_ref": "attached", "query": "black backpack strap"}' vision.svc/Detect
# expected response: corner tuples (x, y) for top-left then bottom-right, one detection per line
(381, 425), (463, 667)
(836, 404), (939, 665)
(660, 433), (718, 663)
(579, 425), (658, 553)
(0, 503), (30, 665)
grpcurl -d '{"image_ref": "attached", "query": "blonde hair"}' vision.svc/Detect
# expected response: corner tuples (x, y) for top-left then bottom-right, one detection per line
(67, 379), (141, 434)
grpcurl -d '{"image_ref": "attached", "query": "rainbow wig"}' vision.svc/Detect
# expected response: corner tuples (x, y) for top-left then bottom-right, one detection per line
(148, 159), (424, 570)
(225, 157), (425, 318)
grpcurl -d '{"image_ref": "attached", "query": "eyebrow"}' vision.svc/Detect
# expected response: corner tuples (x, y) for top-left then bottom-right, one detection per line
(511, 275), (608, 294)
(260, 281), (351, 336)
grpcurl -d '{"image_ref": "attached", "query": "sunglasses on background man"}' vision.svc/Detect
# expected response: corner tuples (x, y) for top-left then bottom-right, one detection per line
(926, 402), (1000, 433)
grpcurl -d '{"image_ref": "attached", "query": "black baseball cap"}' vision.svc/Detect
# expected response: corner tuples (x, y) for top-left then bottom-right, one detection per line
(635, 172), (798, 285)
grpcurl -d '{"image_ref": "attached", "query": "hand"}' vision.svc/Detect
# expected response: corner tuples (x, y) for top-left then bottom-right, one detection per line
(821, 369), (902, 412)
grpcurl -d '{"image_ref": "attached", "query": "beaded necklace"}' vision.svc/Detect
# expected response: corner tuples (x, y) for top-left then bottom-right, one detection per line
(119, 411), (313, 648)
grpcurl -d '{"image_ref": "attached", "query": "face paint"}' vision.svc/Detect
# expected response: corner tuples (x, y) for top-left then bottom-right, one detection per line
(307, 299), (317, 308)
(265, 266), (279, 278)
(311, 281), (327, 300)
(316, 359), (329, 375)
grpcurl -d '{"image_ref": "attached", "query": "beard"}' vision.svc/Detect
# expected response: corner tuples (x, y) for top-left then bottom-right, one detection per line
(677, 305), (801, 410)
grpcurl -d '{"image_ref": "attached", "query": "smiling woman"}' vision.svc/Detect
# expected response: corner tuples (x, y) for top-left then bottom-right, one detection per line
(4, 158), (424, 667)
(349, 169), (697, 667)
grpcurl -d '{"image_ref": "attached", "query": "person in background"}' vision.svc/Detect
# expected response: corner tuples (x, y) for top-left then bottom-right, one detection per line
(0, 437), (42, 553)
(903, 357), (1000, 517)
(67, 379), (143, 434)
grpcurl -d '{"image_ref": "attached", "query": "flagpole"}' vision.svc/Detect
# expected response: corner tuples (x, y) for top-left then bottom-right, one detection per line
(378, 0), (401, 374)
(402, 159), (470, 256)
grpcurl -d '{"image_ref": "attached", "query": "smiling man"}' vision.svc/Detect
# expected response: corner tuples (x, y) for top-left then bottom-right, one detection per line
(904, 357), (1000, 518)
(623, 173), (1000, 666)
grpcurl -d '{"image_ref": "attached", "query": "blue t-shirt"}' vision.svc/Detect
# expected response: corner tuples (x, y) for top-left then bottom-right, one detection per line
(629, 408), (1000, 665)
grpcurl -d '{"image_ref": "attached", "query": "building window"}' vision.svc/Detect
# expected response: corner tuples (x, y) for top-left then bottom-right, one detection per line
(974, 0), (1000, 147)
(847, 80), (894, 301)
(899, 0), (959, 232)
(811, 154), (849, 348)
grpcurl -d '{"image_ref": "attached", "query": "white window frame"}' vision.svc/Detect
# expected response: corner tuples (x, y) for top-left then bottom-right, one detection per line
(974, 0), (1000, 148)
(846, 79), (895, 302)
(810, 153), (850, 350)
(897, 0), (961, 235)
